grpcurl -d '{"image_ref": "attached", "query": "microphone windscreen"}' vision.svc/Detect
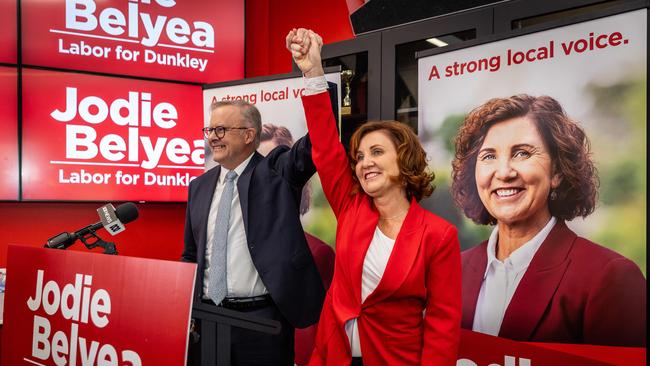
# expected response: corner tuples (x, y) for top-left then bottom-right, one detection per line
(115, 202), (139, 224)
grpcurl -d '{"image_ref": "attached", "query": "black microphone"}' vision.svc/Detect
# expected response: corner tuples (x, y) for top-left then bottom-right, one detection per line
(45, 202), (139, 250)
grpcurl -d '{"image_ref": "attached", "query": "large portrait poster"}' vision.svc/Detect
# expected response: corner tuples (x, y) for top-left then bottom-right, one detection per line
(22, 68), (204, 201)
(418, 8), (647, 357)
(203, 73), (341, 245)
(418, 9), (646, 274)
(21, 0), (244, 83)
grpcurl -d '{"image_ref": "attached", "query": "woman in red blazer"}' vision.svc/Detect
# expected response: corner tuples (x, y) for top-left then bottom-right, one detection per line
(452, 94), (646, 346)
(287, 29), (461, 365)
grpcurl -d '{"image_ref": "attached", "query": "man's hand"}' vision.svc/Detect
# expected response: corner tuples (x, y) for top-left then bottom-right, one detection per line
(286, 28), (325, 78)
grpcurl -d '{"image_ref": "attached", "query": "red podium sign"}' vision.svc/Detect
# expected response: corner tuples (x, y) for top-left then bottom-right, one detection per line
(2, 245), (197, 366)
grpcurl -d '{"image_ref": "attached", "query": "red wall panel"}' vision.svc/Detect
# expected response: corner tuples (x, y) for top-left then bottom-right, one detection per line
(0, 202), (186, 266)
(0, 67), (18, 201)
(245, 0), (354, 77)
(0, 0), (17, 64)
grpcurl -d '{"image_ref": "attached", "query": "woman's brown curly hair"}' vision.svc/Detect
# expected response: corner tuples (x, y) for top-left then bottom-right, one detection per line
(348, 121), (435, 202)
(451, 94), (599, 225)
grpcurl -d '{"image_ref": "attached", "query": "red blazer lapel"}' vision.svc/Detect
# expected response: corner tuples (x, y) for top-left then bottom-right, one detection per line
(461, 243), (488, 329)
(499, 221), (575, 340)
(363, 200), (425, 308)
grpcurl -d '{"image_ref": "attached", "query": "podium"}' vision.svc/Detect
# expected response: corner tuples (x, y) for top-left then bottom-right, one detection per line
(1, 245), (196, 365)
(1, 245), (286, 366)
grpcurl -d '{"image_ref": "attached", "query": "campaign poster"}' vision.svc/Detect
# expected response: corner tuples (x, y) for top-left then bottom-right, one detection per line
(0, 67), (18, 200)
(418, 9), (646, 274)
(418, 8), (647, 360)
(22, 68), (204, 201)
(2, 245), (196, 365)
(22, 0), (244, 83)
(203, 72), (341, 245)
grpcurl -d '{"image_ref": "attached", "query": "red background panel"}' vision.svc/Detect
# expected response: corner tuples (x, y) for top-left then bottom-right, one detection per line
(245, 0), (354, 77)
(0, 0), (17, 64)
(0, 67), (18, 200)
(21, 0), (244, 83)
(0, 202), (187, 265)
(21, 68), (204, 202)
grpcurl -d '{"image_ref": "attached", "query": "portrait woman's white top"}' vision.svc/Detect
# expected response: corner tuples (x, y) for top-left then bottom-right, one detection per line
(473, 217), (556, 335)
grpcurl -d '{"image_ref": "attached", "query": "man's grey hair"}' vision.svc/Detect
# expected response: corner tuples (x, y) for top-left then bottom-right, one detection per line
(211, 100), (262, 147)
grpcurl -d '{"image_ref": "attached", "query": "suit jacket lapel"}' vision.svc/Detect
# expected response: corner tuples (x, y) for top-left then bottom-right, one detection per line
(196, 166), (220, 279)
(363, 200), (425, 308)
(461, 243), (488, 329)
(237, 152), (262, 236)
(499, 221), (574, 340)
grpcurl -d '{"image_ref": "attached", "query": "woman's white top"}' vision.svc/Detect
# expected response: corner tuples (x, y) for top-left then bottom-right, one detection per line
(345, 226), (396, 357)
(472, 217), (557, 335)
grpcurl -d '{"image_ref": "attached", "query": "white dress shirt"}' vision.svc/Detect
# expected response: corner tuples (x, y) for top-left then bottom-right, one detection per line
(472, 217), (556, 335)
(203, 154), (267, 299)
(345, 226), (396, 357)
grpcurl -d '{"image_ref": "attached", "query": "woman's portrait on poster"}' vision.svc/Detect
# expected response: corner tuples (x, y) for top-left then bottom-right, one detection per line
(452, 94), (646, 347)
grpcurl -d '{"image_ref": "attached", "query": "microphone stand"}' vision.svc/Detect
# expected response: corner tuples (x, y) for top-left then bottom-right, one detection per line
(44, 227), (118, 255)
(79, 229), (118, 255)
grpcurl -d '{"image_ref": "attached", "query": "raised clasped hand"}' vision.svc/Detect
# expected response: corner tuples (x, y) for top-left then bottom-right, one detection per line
(286, 28), (325, 78)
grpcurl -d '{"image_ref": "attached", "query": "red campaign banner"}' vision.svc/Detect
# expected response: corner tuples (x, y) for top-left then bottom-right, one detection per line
(0, 0), (17, 64)
(0, 67), (18, 200)
(22, 0), (244, 83)
(529, 343), (647, 366)
(2, 245), (197, 365)
(21, 68), (204, 202)
(458, 329), (646, 366)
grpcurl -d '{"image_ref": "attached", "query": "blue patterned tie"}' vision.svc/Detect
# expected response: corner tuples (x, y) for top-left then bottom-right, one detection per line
(208, 170), (238, 305)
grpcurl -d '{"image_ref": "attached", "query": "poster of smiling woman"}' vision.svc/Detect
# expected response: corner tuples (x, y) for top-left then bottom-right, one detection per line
(418, 7), (646, 347)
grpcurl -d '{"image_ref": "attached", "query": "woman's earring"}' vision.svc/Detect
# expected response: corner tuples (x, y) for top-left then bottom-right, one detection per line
(550, 189), (558, 201)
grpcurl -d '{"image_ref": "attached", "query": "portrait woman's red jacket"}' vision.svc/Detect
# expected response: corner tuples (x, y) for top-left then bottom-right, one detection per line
(303, 91), (461, 366)
(462, 221), (646, 346)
